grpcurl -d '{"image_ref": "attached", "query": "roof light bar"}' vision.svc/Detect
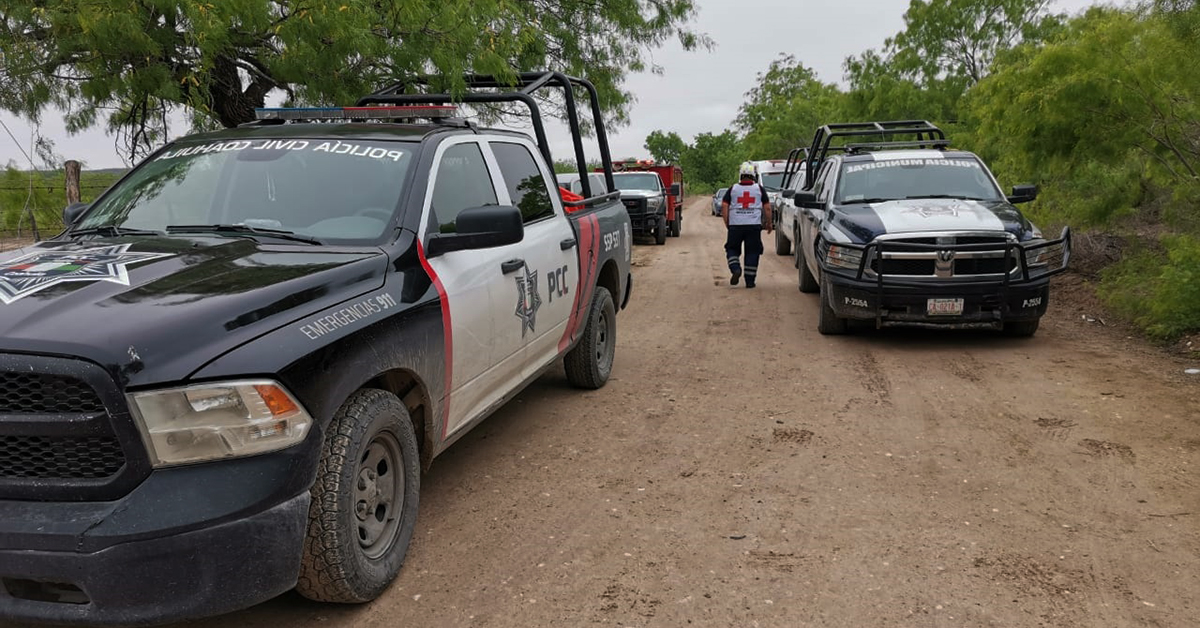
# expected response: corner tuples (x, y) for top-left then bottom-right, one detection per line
(254, 105), (459, 121)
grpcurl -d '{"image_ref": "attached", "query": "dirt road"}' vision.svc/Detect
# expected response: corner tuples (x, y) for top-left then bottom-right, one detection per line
(117, 200), (1200, 626)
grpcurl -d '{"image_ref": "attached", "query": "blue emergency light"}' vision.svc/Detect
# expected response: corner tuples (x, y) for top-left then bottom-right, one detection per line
(254, 105), (459, 121)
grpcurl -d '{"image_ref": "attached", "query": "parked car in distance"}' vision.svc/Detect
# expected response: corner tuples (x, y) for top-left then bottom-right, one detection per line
(712, 187), (728, 216)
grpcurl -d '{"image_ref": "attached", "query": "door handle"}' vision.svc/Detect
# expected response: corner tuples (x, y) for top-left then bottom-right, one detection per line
(501, 259), (525, 274)
(560, 238), (577, 250)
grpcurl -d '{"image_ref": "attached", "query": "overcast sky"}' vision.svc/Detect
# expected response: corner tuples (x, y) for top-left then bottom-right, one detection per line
(0, 0), (1112, 170)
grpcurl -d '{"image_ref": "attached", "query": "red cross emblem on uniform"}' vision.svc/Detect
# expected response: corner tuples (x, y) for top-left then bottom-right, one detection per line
(737, 190), (756, 209)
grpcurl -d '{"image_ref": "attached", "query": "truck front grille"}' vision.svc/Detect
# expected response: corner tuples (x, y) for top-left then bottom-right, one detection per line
(953, 257), (1017, 275)
(869, 234), (1015, 279)
(621, 199), (648, 215)
(0, 355), (146, 500)
(0, 371), (106, 415)
(0, 435), (126, 480)
(871, 259), (936, 276)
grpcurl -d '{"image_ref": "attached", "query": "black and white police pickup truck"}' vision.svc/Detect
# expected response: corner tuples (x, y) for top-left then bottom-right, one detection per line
(0, 73), (632, 626)
(787, 121), (1070, 337)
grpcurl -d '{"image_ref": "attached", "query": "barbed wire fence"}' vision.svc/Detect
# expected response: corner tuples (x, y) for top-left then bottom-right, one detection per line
(0, 160), (84, 252)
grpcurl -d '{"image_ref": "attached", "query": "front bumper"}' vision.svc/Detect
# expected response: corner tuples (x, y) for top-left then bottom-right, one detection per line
(628, 212), (662, 234)
(0, 449), (315, 626)
(818, 228), (1069, 328)
(824, 272), (1050, 327)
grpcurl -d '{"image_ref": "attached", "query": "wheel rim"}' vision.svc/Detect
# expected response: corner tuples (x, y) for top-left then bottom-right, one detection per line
(354, 431), (405, 560)
(595, 306), (615, 374)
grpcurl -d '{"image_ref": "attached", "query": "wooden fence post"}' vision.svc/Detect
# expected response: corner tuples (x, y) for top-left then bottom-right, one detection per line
(65, 160), (81, 205)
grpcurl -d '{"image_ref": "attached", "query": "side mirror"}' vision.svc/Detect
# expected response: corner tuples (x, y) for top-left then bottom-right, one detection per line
(425, 205), (524, 257)
(794, 191), (820, 209)
(668, 183), (681, 197)
(1008, 184), (1038, 204)
(63, 202), (89, 226)
(782, 189), (796, 198)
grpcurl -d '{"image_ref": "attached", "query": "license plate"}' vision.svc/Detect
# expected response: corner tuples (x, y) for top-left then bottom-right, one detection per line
(927, 298), (964, 316)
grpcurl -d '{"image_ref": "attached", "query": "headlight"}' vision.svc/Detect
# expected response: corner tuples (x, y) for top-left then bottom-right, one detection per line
(647, 197), (664, 208)
(1025, 240), (1049, 267)
(1024, 240), (1063, 270)
(825, 244), (863, 270)
(130, 380), (313, 467)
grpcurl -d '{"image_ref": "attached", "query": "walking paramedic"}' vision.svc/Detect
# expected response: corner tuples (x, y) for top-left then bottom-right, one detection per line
(721, 162), (773, 289)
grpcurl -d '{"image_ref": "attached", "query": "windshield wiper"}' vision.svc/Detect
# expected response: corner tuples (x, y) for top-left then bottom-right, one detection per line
(905, 194), (991, 201)
(71, 225), (163, 237)
(166, 224), (322, 245)
(840, 197), (897, 206)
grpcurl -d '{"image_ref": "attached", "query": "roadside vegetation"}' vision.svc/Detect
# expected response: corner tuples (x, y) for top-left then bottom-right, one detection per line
(0, 168), (122, 236)
(645, 0), (1200, 341)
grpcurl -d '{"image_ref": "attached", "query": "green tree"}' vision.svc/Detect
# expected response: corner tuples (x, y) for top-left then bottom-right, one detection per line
(0, 1), (704, 160)
(965, 8), (1200, 203)
(843, 0), (1061, 123)
(734, 54), (845, 158)
(888, 0), (1058, 86)
(678, 130), (746, 193)
(643, 130), (686, 163)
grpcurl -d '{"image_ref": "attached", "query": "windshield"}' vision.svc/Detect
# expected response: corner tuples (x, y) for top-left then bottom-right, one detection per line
(613, 173), (661, 191)
(836, 157), (1002, 204)
(77, 138), (416, 241)
(760, 172), (786, 189)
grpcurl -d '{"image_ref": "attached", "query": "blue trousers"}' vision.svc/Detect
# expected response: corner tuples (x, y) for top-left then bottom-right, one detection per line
(725, 225), (763, 281)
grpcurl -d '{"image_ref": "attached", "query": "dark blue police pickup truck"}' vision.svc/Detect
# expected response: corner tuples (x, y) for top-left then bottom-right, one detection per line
(787, 121), (1070, 337)
(0, 73), (632, 626)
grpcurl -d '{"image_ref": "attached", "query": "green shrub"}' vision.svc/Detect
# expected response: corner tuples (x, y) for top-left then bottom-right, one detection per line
(1101, 234), (1200, 339)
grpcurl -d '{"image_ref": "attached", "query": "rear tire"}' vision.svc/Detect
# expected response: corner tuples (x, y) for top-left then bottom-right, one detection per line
(565, 286), (617, 389)
(1003, 319), (1040, 337)
(297, 389), (420, 604)
(817, 276), (848, 335)
(654, 217), (667, 245)
(775, 226), (792, 256)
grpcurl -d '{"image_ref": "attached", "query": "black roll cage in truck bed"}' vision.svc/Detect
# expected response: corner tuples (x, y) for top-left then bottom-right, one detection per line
(358, 72), (620, 207)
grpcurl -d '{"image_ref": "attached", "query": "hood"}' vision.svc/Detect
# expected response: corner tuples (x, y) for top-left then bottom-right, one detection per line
(831, 198), (1034, 244)
(0, 236), (388, 386)
(618, 189), (660, 200)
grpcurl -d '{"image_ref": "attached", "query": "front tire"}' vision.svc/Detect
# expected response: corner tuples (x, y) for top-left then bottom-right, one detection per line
(297, 389), (421, 604)
(654, 217), (667, 245)
(798, 254), (819, 293)
(774, 225), (792, 256)
(670, 213), (682, 237)
(1003, 319), (1040, 337)
(565, 286), (617, 389)
(817, 276), (848, 335)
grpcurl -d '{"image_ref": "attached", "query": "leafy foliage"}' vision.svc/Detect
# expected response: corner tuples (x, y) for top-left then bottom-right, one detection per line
(734, 55), (844, 158)
(0, 0), (704, 161)
(643, 130), (686, 164)
(678, 131), (748, 194)
(1101, 234), (1200, 339)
